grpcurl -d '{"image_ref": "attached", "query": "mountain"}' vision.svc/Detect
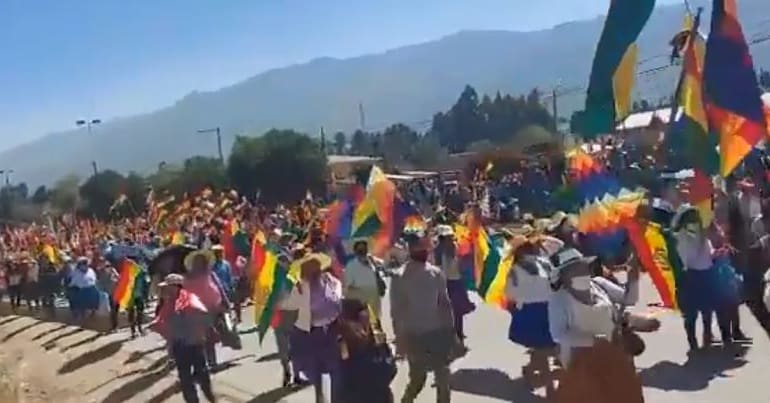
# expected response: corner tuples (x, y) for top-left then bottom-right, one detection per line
(5, 0), (770, 185)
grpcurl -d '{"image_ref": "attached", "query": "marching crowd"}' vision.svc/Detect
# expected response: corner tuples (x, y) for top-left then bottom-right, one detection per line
(1, 147), (770, 403)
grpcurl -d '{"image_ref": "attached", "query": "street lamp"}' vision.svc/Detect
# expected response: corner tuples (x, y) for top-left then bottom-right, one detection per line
(77, 118), (102, 176)
(196, 127), (224, 165)
(0, 169), (13, 186)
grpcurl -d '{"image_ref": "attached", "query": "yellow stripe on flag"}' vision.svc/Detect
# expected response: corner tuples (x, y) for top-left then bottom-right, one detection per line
(612, 44), (638, 121)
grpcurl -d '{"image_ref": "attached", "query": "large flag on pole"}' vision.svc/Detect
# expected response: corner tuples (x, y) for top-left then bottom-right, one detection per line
(703, 0), (767, 176)
(581, 0), (656, 139)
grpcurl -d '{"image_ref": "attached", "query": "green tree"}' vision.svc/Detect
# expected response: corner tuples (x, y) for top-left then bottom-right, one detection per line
(350, 130), (371, 155)
(79, 170), (126, 218)
(50, 174), (81, 213)
(333, 131), (347, 155)
(227, 129), (327, 204)
(408, 135), (449, 169)
(382, 123), (419, 164)
(178, 156), (228, 195)
(31, 185), (49, 204)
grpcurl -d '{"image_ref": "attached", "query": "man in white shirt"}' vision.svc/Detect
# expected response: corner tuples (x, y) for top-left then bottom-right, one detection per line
(343, 239), (381, 318)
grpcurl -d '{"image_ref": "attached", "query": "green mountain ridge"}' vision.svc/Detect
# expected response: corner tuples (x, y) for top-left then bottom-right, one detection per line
(4, 0), (769, 185)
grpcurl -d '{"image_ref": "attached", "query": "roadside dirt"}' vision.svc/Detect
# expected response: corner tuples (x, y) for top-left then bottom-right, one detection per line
(0, 311), (181, 403)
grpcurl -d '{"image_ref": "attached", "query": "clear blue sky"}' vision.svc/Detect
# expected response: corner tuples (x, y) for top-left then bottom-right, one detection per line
(0, 0), (681, 151)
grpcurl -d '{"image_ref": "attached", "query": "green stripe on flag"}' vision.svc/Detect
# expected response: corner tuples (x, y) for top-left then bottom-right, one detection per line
(257, 264), (288, 343)
(581, 0), (655, 139)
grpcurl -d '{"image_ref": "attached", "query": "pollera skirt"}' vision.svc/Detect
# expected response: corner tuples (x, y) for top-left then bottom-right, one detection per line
(447, 279), (475, 317)
(508, 302), (556, 349)
(289, 324), (341, 381)
(680, 266), (722, 313)
(68, 286), (101, 312)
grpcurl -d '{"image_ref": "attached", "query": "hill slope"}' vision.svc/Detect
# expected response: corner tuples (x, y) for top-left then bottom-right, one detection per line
(5, 0), (770, 185)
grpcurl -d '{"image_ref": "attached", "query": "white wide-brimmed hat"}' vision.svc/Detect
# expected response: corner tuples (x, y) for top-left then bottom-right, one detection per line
(548, 248), (596, 285)
(183, 249), (215, 272)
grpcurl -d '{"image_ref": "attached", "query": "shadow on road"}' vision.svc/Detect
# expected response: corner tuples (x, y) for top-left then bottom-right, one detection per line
(59, 339), (126, 374)
(639, 345), (750, 391)
(30, 323), (69, 341)
(1, 319), (45, 342)
(100, 356), (174, 403)
(123, 345), (167, 365)
(256, 352), (280, 362)
(61, 332), (107, 352)
(0, 316), (22, 326)
(247, 384), (309, 403)
(42, 327), (85, 350)
(145, 381), (181, 403)
(450, 368), (546, 402)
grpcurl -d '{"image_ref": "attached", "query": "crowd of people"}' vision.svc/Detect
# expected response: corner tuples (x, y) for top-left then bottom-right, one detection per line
(1, 142), (770, 403)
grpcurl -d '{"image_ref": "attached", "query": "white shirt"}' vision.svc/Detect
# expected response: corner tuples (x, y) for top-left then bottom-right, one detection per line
(505, 256), (552, 308)
(26, 264), (39, 283)
(437, 253), (462, 281)
(674, 232), (714, 270)
(69, 267), (97, 289)
(548, 276), (639, 366)
(344, 258), (378, 292)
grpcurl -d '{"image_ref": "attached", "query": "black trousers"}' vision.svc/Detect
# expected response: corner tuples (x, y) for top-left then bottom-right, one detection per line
(109, 300), (120, 330)
(127, 298), (145, 334)
(171, 342), (214, 403)
(8, 285), (22, 309)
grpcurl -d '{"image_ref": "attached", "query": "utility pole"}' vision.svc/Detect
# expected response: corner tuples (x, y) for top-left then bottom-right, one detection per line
(76, 118), (101, 175)
(358, 102), (366, 131)
(320, 126), (327, 154)
(197, 127), (224, 166)
(551, 87), (559, 132)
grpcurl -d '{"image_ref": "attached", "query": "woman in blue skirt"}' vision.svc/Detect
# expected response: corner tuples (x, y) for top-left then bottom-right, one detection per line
(67, 257), (101, 322)
(674, 208), (732, 350)
(505, 237), (557, 349)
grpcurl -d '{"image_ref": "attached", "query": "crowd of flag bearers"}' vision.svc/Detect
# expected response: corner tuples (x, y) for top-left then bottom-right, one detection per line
(3, 1), (770, 402)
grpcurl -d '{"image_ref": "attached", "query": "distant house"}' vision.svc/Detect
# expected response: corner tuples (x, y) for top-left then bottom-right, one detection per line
(616, 92), (770, 146)
(327, 155), (382, 184)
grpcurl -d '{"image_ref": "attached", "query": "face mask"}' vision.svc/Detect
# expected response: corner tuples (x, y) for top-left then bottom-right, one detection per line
(410, 251), (429, 263)
(685, 223), (700, 235)
(570, 275), (592, 291)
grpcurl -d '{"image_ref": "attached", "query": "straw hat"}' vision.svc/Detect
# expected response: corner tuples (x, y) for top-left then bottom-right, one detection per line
(546, 211), (569, 232)
(159, 273), (185, 288)
(295, 252), (332, 272)
(210, 244), (225, 252)
(183, 249), (215, 272)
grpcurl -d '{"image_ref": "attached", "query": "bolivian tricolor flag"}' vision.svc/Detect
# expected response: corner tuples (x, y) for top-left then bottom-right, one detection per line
(113, 259), (145, 311)
(581, 0), (655, 139)
(471, 223), (510, 309)
(252, 237), (289, 342)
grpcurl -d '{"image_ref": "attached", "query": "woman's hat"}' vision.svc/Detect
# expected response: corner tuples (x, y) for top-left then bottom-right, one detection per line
(435, 224), (455, 237)
(210, 244), (225, 252)
(295, 252), (332, 272)
(183, 249), (215, 271)
(159, 273), (185, 288)
(549, 248), (596, 285)
(546, 211), (569, 232)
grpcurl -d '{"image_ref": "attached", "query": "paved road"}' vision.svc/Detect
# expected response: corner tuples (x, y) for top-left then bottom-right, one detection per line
(194, 276), (770, 402)
(2, 276), (769, 402)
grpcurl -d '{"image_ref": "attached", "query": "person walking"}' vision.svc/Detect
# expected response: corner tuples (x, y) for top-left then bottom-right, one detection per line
(282, 252), (343, 403)
(183, 248), (229, 371)
(391, 234), (455, 403)
(151, 273), (216, 403)
(343, 239), (383, 318)
(547, 248), (645, 403)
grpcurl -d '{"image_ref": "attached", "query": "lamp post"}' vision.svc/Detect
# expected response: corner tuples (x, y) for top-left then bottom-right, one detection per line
(76, 118), (102, 176)
(196, 127), (224, 166)
(0, 169), (12, 186)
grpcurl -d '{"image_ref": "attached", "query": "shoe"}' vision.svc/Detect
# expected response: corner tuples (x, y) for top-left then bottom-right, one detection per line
(282, 371), (291, 388)
(703, 333), (713, 348)
(733, 330), (751, 342)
